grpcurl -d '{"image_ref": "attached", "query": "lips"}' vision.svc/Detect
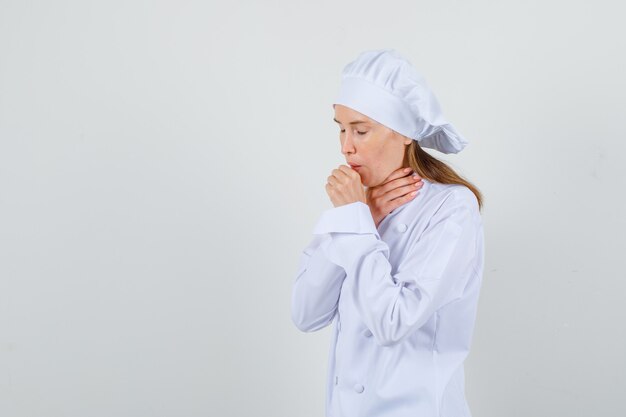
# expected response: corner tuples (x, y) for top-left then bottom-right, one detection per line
(348, 163), (362, 168)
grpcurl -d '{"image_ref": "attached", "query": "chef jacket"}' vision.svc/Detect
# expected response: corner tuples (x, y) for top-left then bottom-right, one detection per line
(291, 176), (484, 417)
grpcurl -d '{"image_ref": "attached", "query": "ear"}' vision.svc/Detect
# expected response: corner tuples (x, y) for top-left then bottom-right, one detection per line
(392, 130), (412, 145)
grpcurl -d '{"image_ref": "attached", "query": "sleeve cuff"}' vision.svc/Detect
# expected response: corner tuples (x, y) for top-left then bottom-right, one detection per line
(312, 201), (378, 235)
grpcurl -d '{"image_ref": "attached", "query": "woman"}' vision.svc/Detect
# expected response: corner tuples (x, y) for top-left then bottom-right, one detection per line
(291, 49), (485, 417)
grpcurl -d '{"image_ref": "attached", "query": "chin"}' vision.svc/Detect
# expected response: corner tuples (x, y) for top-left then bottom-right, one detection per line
(361, 175), (379, 188)
(361, 175), (378, 188)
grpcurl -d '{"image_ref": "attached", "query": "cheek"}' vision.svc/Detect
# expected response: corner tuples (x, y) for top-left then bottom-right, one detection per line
(363, 139), (398, 184)
(363, 138), (386, 163)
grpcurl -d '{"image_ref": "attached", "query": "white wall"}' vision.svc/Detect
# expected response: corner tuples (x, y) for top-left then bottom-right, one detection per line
(1, 1), (624, 416)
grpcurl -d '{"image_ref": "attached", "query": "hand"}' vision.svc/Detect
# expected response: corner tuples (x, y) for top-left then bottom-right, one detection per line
(366, 167), (424, 228)
(325, 165), (367, 207)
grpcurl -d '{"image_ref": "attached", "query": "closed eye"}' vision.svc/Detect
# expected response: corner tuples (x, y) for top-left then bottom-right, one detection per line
(340, 129), (367, 135)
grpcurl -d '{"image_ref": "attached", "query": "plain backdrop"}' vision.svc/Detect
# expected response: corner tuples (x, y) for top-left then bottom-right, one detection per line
(1, 1), (625, 416)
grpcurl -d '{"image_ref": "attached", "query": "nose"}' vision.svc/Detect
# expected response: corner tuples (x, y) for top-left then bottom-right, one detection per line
(340, 131), (356, 156)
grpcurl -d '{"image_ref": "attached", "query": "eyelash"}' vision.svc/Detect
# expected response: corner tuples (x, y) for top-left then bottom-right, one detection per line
(340, 129), (367, 135)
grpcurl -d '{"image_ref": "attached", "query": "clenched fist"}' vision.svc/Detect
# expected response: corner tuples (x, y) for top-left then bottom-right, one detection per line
(325, 165), (367, 207)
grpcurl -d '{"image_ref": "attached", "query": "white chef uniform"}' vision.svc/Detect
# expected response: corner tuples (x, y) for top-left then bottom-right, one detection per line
(291, 175), (484, 417)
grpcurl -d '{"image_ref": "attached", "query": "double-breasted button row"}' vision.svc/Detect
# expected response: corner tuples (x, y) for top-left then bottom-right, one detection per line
(395, 223), (408, 233)
(335, 377), (365, 394)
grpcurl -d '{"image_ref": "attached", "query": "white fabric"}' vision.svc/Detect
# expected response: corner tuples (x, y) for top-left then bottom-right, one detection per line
(333, 48), (469, 154)
(291, 177), (484, 417)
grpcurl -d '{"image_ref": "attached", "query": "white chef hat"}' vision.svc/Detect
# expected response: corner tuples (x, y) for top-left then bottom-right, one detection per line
(333, 48), (469, 154)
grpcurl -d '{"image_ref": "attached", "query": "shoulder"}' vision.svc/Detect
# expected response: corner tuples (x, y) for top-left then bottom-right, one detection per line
(427, 182), (480, 222)
(448, 185), (479, 212)
(427, 181), (477, 208)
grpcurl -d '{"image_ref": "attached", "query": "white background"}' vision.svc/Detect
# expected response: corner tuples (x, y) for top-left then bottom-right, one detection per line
(1, 1), (624, 416)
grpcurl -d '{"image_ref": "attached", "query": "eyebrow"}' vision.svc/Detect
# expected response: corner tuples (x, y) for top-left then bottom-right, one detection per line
(333, 118), (369, 125)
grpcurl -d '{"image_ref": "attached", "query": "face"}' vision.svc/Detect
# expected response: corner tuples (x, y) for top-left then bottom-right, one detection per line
(333, 104), (412, 187)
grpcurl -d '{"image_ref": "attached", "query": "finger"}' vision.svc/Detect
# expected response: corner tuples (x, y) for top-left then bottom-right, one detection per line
(330, 167), (348, 181)
(387, 181), (424, 202)
(386, 188), (420, 212)
(369, 168), (416, 199)
(338, 165), (359, 179)
(327, 175), (339, 187)
(373, 184), (415, 212)
(388, 166), (413, 180)
(384, 167), (416, 183)
(379, 175), (422, 197)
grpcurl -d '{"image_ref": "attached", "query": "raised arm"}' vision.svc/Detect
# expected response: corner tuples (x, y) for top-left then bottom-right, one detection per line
(312, 191), (481, 347)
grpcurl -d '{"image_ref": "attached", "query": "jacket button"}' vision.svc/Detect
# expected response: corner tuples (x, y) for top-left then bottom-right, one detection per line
(363, 329), (372, 337)
(395, 223), (408, 233)
(354, 383), (364, 393)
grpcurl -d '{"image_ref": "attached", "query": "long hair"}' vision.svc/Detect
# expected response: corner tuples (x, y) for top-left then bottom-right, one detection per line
(404, 140), (484, 212)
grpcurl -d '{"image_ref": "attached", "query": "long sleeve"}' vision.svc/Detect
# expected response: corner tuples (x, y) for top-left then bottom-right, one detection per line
(312, 193), (480, 347)
(290, 233), (347, 332)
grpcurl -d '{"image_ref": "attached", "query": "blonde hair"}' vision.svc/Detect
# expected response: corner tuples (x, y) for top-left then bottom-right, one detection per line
(405, 140), (484, 212)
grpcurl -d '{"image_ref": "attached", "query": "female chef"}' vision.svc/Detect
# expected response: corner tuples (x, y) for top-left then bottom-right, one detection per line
(291, 48), (485, 417)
